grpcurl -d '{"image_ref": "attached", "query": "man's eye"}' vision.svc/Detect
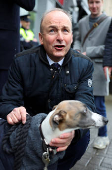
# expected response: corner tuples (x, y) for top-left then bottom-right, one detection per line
(49, 29), (56, 35)
(63, 29), (69, 34)
(50, 29), (54, 32)
(63, 29), (68, 32)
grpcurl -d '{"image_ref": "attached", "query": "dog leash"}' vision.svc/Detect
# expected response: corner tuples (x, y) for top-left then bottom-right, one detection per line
(2, 115), (31, 170)
(39, 123), (57, 170)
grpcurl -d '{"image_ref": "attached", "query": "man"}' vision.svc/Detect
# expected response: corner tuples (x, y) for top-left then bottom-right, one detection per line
(73, 0), (111, 149)
(0, 0), (35, 96)
(0, 8), (95, 170)
(20, 14), (39, 51)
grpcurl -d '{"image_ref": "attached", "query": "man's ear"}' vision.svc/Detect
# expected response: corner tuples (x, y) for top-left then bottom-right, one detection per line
(39, 32), (43, 45)
(71, 33), (73, 44)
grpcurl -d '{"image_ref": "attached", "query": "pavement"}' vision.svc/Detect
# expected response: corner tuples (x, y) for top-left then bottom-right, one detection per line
(71, 95), (112, 170)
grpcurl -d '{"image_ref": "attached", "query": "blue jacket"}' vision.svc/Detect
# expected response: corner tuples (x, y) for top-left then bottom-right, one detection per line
(0, 45), (95, 169)
(0, 45), (95, 116)
(0, 45), (95, 138)
(103, 19), (112, 67)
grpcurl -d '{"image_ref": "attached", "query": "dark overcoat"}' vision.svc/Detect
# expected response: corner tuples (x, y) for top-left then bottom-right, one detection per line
(103, 19), (112, 67)
(0, 0), (35, 94)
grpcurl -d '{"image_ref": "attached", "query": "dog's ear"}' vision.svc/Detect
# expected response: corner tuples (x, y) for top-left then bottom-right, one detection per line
(52, 105), (57, 110)
(51, 110), (67, 130)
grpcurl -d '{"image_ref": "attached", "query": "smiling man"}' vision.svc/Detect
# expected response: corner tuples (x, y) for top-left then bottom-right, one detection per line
(0, 8), (95, 170)
(73, 0), (111, 149)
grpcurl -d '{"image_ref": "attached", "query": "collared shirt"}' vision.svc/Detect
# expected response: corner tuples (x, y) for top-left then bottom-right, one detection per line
(47, 55), (64, 66)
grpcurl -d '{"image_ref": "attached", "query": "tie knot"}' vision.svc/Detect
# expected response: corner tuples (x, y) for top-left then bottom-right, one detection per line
(51, 63), (60, 70)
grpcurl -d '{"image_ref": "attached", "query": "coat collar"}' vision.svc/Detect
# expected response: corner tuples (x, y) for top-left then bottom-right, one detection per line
(38, 45), (72, 67)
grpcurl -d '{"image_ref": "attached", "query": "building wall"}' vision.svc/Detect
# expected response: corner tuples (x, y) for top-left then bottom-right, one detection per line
(103, 0), (112, 16)
(34, 0), (56, 41)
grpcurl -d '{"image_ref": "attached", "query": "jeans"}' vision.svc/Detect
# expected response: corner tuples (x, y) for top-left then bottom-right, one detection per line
(94, 96), (107, 137)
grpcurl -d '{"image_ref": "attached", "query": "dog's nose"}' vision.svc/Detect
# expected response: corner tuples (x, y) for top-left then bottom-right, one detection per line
(103, 117), (108, 124)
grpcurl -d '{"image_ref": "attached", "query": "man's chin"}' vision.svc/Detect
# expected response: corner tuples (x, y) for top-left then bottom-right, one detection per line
(54, 51), (66, 57)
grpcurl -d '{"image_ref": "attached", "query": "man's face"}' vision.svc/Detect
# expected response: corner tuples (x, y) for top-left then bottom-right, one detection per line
(88, 0), (103, 17)
(21, 20), (30, 30)
(39, 11), (73, 62)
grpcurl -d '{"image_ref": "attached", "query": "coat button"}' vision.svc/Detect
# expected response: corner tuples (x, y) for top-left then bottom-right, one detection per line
(74, 86), (77, 89)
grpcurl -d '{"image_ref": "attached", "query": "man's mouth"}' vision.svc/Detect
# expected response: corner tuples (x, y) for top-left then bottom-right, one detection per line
(54, 45), (65, 50)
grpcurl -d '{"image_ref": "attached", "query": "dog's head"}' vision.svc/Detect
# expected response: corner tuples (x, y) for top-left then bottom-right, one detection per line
(50, 100), (108, 131)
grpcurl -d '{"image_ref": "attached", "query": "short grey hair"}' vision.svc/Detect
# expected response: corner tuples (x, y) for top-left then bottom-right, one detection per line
(40, 8), (72, 33)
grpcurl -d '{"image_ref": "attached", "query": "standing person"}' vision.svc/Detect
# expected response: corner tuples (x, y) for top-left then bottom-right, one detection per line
(103, 19), (112, 79)
(73, 0), (111, 149)
(0, 8), (95, 170)
(20, 14), (39, 51)
(0, 0), (35, 95)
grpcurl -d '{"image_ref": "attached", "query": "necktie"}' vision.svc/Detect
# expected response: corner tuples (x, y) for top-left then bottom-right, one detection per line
(51, 63), (60, 70)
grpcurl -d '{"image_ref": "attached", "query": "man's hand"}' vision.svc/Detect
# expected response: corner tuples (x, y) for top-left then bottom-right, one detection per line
(49, 131), (75, 152)
(103, 66), (112, 79)
(82, 52), (86, 56)
(7, 106), (27, 125)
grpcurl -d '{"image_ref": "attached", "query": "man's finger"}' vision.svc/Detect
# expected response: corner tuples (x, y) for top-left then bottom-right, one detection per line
(19, 107), (27, 124)
(7, 116), (14, 125)
(57, 146), (68, 152)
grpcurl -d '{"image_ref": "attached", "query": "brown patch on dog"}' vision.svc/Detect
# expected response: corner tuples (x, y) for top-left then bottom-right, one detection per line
(50, 100), (86, 131)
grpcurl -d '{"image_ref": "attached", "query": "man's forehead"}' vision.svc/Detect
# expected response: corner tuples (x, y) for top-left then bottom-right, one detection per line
(43, 11), (71, 23)
(43, 12), (71, 28)
(47, 24), (71, 30)
(88, 0), (103, 2)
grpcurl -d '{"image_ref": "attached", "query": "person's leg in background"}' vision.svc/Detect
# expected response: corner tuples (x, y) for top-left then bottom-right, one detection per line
(93, 96), (110, 149)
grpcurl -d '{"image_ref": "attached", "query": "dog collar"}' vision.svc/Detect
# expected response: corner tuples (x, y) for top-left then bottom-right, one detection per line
(39, 123), (57, 157)
(39, 122), (57, 169)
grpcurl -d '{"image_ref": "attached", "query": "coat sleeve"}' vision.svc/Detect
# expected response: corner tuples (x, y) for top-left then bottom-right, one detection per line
(72, 56), (95, 142)
(75, 58), (95, 111)
(0, 58), (25, 119)
(13, 0), (35, 11)
(103, 20), (112, 67)
(86, 45), (105, 58)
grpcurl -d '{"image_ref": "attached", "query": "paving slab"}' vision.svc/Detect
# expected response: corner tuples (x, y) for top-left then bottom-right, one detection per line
(71, 95), (112, 170)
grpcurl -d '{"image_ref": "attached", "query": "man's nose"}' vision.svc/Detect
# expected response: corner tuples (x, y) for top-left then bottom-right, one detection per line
(93, 2), (96, 7)
(56, 31), (63, 41)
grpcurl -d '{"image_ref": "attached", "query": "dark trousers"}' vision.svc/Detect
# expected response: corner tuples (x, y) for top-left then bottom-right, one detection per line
(94, 96), (107, 137)
(0, 119), (90, 170)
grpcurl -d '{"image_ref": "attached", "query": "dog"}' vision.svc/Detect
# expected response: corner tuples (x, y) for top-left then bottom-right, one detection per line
(1, 100), (108, 170)
(41, 100), (108, 144)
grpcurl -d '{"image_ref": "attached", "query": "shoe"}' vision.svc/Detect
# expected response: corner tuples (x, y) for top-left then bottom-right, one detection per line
(93, 136), (110, 149)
